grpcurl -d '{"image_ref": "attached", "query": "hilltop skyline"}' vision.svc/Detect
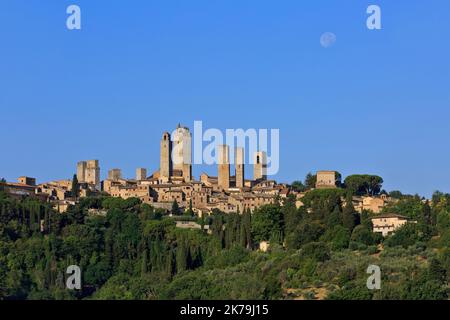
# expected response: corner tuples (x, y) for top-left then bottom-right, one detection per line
(1, 1), (450, 197)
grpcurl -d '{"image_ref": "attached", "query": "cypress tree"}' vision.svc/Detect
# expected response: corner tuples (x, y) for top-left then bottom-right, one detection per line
(184, 199), (194, 216)
(342, 196), (359, 231)
(44, 207), (50, 233)
(71, 174), (80, 199)
(171, 200), (181, 216)
(420, 201), (434, 239)
(141, 249), (148, 275)
(421, 201), (432, 225)
(166, 248), (176, 276)
(176, 238), (188, 273)
(240, 217), (247, 248)
(243, 209), (252, 249)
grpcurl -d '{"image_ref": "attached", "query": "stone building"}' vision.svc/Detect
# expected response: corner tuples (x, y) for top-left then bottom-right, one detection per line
(160, 131), (172, 183)
(109, 183), (153, 204)
(136, 168), (147, 181)
(254, 151), (267, 181)
(2, 123), (291, 217)
(158, 125), (192, 183)
(172, 124), (192, 182)
(18, 176), (36, 186)
(93, 126), (285, 216)
(218, 145), (230, 191)
(77, 160), (100, 190)
(316, 170), (339, 189)
(108, 169), (122, 181)
(353, 195), (394, 214)
(235, 147), (245, 189)
(371, 214), (416, 237)
(77, 161), (86, 182)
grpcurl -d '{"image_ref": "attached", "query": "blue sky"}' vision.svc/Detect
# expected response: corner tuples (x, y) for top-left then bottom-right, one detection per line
(1, 1), (449, 197)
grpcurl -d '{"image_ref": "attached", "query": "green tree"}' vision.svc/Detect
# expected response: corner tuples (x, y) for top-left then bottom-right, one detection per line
(385, 223), (421, 248)
(344, 175), (383, 196)
(71, 174), (80, 199)
(282, 195), (301, 235)
(211, 212), (225, 248)
(304, 173), (317, 190)
(184, 199), (194, 216)
(176, 237), (189, 273)
(341, 196), (359, 232)
(351, 225), (380, 246)
(291, 181), (306, 192)
(0, 178), (6, 193)
(300, 242), (330, 262)
(321, 225), (351, 250)
(285, 220), (325, 250)
(171, 200), (181, 216)
(240, 209), (252, 249)
(301, 188), (344, 220)
(251, 205), (283, 243)
(389, 190), (403, 199)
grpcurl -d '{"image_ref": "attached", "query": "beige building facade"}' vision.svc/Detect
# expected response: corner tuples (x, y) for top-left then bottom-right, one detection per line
(316, 171), (339, 189)
(77, 160), (100, 190)
(371, 214), (415, 237)
(254, 151), (267, 181)
(218, 145), (230, 191)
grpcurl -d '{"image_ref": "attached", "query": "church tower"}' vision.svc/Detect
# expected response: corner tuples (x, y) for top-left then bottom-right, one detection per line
(253, 151), (267, 181)
(160, 132), (171, 183)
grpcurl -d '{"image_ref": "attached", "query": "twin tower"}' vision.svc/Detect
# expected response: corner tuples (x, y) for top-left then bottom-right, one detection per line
(159, 125), (267, 190)
(217, 145), (267, 190)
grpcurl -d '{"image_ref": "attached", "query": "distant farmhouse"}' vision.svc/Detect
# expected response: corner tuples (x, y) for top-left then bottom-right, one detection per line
(371, 214), (417, 237)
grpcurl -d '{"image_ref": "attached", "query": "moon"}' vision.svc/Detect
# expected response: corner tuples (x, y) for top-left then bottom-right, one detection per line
(320, 32), (336, 48)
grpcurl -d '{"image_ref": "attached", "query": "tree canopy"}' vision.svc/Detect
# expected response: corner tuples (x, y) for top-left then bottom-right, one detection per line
(344, 175), (384, 196)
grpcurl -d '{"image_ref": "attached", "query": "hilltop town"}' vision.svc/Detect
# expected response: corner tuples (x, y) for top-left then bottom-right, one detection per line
(0, 125), (448, 301)
(0, 124), (414, 237)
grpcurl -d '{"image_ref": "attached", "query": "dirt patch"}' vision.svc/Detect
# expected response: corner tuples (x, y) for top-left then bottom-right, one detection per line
(285, 287), (329, 300)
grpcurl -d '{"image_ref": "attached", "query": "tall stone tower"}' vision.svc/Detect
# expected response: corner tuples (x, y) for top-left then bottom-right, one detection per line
(172, 124), (192, 182)
(77, 161), (87, 182)
(136, 168), (147, 181)
(108, 169), (122, 181)
(218, 145), (230, 190)
(253, 151), (267, 181)
(160, 132), (171, 183)
(85, 160), (101, 190)
(235, 147), (245, 188)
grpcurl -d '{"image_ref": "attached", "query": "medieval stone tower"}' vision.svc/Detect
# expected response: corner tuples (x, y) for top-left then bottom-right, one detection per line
(235, 147), (245, 188)
(77, 161), (87, 183)
(172, 124), (192, 182)
(218, 145), (230, 190)
(108, 168), (122, 181)
(77, 160), (101, 190)
(253, 151), (267, 181)
(160, 132), (172, 183)
(159, 125), (192, 183)
(136, 168), (147, 181)
(86, 160), (101, 189)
